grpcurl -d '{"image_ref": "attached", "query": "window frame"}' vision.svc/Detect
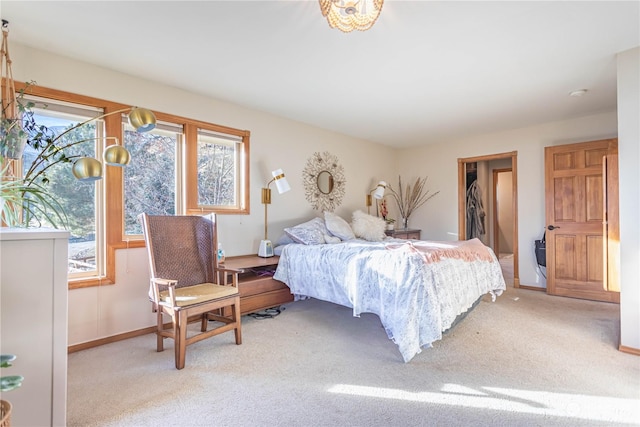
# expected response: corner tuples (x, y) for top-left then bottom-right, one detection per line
(184, 123), (250, 215)
(15, 82), (251, 289)
(122, 119), (184, 238)
(24, 96), (106, 280)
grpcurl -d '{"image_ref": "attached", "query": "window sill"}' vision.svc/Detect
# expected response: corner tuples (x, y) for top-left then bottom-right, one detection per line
(69, 276), (114, 290)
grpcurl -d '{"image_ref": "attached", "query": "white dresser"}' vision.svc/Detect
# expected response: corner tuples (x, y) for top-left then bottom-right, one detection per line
(0, 228), (69, 427)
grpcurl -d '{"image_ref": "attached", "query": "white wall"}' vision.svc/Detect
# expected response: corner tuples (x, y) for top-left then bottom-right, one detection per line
(617, 47), (640, 351)
(12, 42), (638, 353)
(397, 112), (618, 288)
(12, 43), (397, 256)
(12, 43), (397, 344)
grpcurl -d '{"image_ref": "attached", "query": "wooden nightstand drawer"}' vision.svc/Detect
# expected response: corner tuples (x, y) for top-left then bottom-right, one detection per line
(240, 289), (293, 315)
(238, 276), (288, 298)
(222, 255), (292, 315)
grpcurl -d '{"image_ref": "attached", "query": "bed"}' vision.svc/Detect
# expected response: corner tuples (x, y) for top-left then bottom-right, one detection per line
(273, 232), (506, 363)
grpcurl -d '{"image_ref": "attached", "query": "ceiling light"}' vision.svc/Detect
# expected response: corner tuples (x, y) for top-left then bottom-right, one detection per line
(319, 0), (384, 33)
(569, 89), (588, 97)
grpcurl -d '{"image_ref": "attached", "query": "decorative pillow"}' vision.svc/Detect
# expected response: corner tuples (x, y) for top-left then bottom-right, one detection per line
(284, 217), (327, 245)
(351, 210), (386, 242)
(323, 234), (342, 244)
(324, 211), (355, 241)
(276, 233), (296, 246)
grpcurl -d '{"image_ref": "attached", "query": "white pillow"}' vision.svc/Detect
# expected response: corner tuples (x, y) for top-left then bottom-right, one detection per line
(323, 234), (342, 244)
(284, 217), (327, 245)
(351, 210), (386, 242)
(324, 211), (355, 241)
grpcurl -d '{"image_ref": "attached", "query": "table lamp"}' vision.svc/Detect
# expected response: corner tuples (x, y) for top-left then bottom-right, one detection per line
(366, 181), (386, 215)
(259, 168), (291, 257)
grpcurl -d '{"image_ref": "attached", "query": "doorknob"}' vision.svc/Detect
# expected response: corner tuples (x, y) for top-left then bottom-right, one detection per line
(547, 225), (560, 230)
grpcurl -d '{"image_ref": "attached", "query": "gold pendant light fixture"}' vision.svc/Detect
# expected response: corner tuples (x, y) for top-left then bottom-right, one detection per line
(71, 157), (103, 182)
(70, 136), (132, 182)
(61, 107), (156, 181)
(319, 0), (384, 32)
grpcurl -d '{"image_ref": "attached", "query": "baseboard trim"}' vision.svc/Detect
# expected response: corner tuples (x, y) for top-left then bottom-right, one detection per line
(619, 344), (640, 356)
(68, 315), (219, 353)
(517, 284), (546, 292)
(68, 326), (156, 353)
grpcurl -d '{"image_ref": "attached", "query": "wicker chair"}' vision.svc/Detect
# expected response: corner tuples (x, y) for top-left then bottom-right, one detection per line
(140, 213), (242, 369)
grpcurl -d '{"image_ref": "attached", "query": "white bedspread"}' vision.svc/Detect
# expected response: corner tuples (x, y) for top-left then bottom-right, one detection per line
(273, 238), (506, 362)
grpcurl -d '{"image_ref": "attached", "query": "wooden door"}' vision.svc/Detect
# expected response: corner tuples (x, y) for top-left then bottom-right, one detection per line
(544, 139), (619, 303)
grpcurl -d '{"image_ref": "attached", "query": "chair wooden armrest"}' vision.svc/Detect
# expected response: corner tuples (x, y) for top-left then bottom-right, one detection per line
(152, 278), (178, 287)
(150, 277), (179, 307)
(215, 266), (241, 287)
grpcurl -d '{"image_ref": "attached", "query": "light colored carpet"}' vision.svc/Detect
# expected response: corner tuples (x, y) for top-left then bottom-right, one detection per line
(67, 287), (640, 427)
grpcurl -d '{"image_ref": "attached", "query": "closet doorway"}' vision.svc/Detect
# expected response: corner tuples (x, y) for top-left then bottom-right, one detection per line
(457, 151), (519, 287)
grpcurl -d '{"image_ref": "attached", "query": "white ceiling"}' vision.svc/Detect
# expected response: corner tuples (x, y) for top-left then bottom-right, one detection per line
(2, 1), (639, 148)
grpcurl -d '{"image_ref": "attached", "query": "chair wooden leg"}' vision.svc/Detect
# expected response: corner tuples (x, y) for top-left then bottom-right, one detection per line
(200, 313), (208, 332)
(175, 310), (188, 370)
(233, 300), (242, 345)
(156, 309), (164, 352)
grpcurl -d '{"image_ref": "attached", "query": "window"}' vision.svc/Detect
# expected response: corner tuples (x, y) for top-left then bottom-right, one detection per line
(196, 129), (245, 211)
(26, 98), (104, 280)
(124, 121), (182, 236)
(13, 83), (251, 289)
(184, 123), (249, 216)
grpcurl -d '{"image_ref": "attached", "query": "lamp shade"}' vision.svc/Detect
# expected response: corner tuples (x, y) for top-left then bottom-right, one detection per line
(103, 145), (131, 166)
(128, 107), (156, 132)
(272, 169), (291, 194)
(373, 181), (386, 199)
(72, 157), (103, 182)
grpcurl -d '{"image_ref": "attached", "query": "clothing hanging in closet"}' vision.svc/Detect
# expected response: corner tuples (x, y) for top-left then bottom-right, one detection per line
(466, 180), (486, 240)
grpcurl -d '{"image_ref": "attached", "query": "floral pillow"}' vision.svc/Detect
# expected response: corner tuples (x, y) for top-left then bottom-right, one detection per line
(284, 217), (328, 245)
(351, 210), (386, 242)
(324, 211), (355, 241)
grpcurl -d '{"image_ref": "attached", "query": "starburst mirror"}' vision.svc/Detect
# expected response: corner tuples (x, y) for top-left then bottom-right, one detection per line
(302, 151), (346, 212)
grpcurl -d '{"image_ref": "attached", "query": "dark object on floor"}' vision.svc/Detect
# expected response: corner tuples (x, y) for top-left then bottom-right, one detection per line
(248, 306), (283, 319)
(535, 231), (546, 267)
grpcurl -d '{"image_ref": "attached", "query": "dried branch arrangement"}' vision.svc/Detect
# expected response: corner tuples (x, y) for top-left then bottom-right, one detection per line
(386, 176), (439, 221)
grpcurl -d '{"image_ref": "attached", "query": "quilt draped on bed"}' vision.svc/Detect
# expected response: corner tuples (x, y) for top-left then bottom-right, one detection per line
(273, 238), (506, 362)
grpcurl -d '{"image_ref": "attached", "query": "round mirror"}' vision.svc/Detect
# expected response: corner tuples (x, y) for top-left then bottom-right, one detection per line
(317, 170), (334, 194)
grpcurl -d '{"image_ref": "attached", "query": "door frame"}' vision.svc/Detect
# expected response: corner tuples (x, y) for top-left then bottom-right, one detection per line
(492, 168), (514, 257)
(458, 151), (519, 287)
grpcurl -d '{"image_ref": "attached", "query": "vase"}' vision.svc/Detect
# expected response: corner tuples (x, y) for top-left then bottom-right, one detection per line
(401, 217), (409, 229)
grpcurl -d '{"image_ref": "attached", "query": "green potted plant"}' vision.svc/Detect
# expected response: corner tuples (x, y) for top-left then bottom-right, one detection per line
(2, 23), (72, 227)
(0, 354), (24, 426)
(385, 217), (395, 230)
(1, 82), (78, 228)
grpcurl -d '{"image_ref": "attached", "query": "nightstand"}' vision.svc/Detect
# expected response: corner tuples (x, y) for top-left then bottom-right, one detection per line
(221, 255), (293, 315)
(385, 228), (421, 240)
